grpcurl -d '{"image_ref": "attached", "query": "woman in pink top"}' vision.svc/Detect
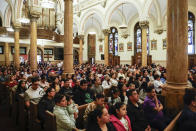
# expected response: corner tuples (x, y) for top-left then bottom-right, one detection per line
(110, 102), (132, 131)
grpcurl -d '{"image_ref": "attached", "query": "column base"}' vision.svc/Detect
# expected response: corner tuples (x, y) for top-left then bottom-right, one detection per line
(162, 83), (190, 115)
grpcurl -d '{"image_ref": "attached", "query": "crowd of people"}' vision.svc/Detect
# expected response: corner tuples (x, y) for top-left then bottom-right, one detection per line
(0, 62), (195, 131)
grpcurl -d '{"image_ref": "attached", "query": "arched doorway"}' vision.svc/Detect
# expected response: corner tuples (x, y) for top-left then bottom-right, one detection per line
(28, 47), (44, 63)
(37, 47), (44, 63)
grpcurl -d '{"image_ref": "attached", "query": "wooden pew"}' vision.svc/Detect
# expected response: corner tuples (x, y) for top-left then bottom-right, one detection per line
(18, 94), (27, 131)
(44, 110), (56, 131)
(76, 104), (88, 129)
(10, 89), (18, 126)
(29, 101), (42, 131)
(164, 111), (182, 131)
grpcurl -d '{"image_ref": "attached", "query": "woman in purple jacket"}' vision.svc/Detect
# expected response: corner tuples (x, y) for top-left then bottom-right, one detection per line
(110, 102), (132, 131)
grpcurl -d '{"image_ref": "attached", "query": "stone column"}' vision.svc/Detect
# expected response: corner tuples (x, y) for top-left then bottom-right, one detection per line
(4, 42), (10, 66)
(140, 21), (149, 67)
(63, 0), (74, 75)
(30, 17), (39, 71)
(162, 0), (189, 113)
(78, 35), (84, 65)
(13, 25), (21, 69)
(102, 29), (110, 66)
(29, 7), (41, 71)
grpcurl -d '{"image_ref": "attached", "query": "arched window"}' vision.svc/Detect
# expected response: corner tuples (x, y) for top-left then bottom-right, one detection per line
(134, 22), (149, 55)
(188, 12), (195, 54)
(109, 27), (118, 56)
(0, 17), (2, 27)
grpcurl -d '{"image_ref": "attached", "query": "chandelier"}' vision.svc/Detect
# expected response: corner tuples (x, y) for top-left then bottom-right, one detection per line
(119, 2), (128, 29)
(41, 0), (55, 9)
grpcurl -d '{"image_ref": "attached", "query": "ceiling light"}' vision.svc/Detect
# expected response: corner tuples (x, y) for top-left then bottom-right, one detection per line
(19, 18), (30, 24)
(41, 0), (55, 9)
(119, 24), (128, 29)
(6, 27), (14, 32)
(119, 2), (128, 29)
(89, 32), (96, 34)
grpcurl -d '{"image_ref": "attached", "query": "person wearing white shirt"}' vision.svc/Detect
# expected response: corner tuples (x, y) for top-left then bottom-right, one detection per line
(153, 75), (163, 94)
(102, 75), (112, 89)
(117, 69), (125, 80)
(110, 73), (118, 87)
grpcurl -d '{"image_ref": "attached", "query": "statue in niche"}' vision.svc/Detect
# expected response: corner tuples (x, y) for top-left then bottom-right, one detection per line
(56, 0), (65, 35)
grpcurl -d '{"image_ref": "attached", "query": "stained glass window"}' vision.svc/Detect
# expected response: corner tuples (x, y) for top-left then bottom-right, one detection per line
(134, 22), (149, 54)
(188, 12), (195, 54)
(108, 27), (118, 56)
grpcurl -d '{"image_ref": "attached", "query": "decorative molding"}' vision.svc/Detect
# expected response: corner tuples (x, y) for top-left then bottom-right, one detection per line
(102, 29), (110, 36)
(29, 6), (42, 21)
(139, 21), (149, 29)
(154, 29), (163, 34)
(121, 34), (129, 39)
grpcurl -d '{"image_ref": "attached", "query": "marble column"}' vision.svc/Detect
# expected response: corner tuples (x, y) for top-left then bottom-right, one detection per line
(162, 0), (189, 113)
(14, 26), (20, 69)
(78, 35), (84, 65)
(30, 16), (39, 71)
(63, 0), (74, 75)
(4, 42), (10, 66)
(103, 29), (110, 66)
(140, 21), (149, 67)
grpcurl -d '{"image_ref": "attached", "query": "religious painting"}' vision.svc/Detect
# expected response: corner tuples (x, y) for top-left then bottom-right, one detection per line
(151, 40), (157, 50)
(44, 48), (53, 55)
(99, 45), (103, 52)
(0, 46), (3, 54)
(119, 43), (124, 52)
(127, 42), (132, 51)
(163, 39), (167, 49)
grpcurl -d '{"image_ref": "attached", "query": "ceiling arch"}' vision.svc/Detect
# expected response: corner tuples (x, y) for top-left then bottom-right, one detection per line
(79, 7), (105, 34)
(105, 0), (141, 27)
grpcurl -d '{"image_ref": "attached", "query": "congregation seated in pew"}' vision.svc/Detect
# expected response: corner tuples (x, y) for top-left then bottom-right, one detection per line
(1, 63), (196, 131)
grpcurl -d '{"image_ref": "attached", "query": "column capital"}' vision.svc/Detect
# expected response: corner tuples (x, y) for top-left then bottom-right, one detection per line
(13, 22), (21, 32)
(78, 35), (84, 40)
(29, 6), (41, 22)
(102, 29), (110, 36)
(139, 21), (149, 29)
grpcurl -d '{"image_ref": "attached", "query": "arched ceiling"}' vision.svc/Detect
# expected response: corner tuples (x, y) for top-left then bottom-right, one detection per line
(84, 14), (101, 33)
(110, 2), (139, 26)
(0, 0), (9, 19)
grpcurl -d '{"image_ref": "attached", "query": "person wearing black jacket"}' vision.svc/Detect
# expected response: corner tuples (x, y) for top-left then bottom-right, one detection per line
(58, 79), (72, 95)
(73, 80), (93, 106)
(38, 87), (55, 128)
(127, 89), (151, 131)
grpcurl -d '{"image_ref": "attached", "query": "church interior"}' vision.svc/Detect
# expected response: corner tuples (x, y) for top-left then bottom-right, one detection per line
(0, 0), (196, 131)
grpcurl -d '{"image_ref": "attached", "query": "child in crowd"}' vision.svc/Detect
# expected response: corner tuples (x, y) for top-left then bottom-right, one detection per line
(110, 102), (132, 131)
(66, 95), (79, 120)
(108, 87), (121, 107)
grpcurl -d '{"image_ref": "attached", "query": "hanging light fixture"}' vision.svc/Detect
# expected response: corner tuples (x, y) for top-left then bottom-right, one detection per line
(89, 15), (96, 34)
(119, 2), (128, 29)
(41, 0), (55, 9)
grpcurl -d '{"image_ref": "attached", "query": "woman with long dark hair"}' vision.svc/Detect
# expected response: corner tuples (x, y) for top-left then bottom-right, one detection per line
(86, 106), (116, 131)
